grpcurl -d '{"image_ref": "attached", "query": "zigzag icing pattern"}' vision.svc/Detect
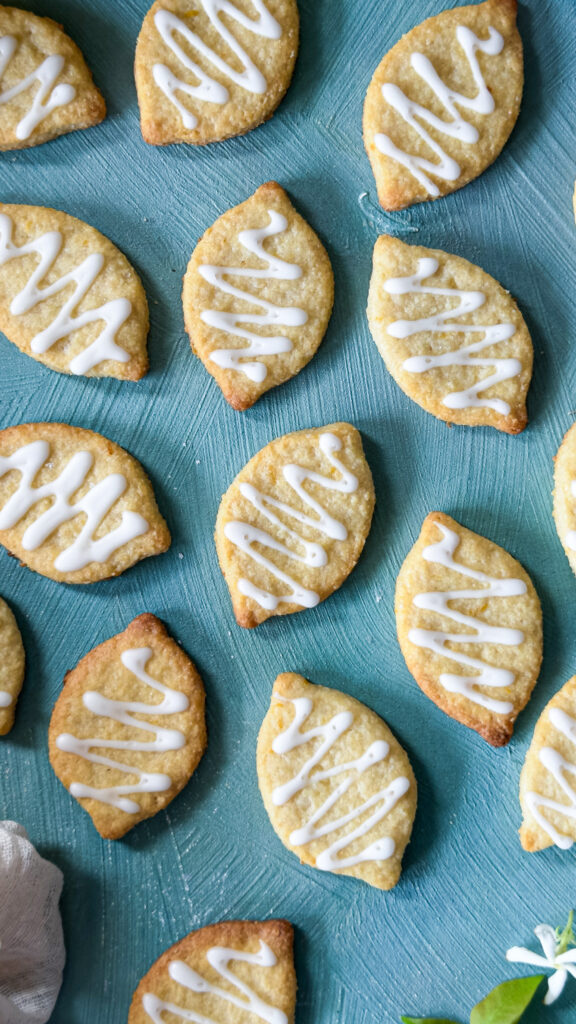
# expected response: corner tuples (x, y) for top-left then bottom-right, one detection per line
(142, 940), (287, 1024)
(199, 209), (307, 383)
(271, 694), (410, 871)
(408, 521), (526, 713)
(152, 1), (282, 130)
(225, 432), (358, 610)
(375, 25), (504, 196)
(383, 254), (518, 411)
(525, 708), (576, 850)
(56, 647), (189, 814)
(0, 440), (149, 572)
(0, 34), (76, 141)
(0, 212), (132, 374)
(385, 256), (520, 414)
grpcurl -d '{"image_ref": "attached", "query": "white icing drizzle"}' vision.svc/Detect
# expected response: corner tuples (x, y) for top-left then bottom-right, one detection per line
(0, 439), (149, 573)
(271, 694), (410, 871)
(56, 647), (189, 814)
(0, 212), (132, 374)
(0, 35), (76, 141)
(152, 2), (282, 130)
(375, 25), (504, 196)
(408, 521), (527, 714)
(142, 940), (287, 1024)
(526, 707), (576, 851)
(0, 690), (12, 708)
(224, 432), (358, 611)
(199, 210), (307, 383)
(385, 257), (520, 415)
(564, 481), (576, 552)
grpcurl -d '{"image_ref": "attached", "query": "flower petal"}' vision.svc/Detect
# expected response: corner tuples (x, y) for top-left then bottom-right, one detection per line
(506, 946), (551, 968)
(535, 924), (558, 961)
(563, 964), (576, 979)
(545, 969), (567, 1005)
(557, 948), (576, 964)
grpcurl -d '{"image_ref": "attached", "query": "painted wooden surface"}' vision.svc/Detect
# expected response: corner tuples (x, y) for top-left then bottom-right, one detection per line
(0, 1), (575, 1021)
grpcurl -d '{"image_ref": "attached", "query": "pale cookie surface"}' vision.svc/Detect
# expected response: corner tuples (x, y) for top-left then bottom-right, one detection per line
(0, 422), (171, 584)
(363, 0), (523, 210)
(367, 235), (532, 433)
(396, 511), (542, 746)
(0, 5), (105, 150)
(553, 422), (576, 578)
(215, 422), (375, 627)
(0, 203), (149, 379)
(0, 595), (24, 735)
(257, 673), (417, 890)
(129, 918), (296, 1024)
(49, 614), (206, 840)
(183, 181), (334, 410)
(134, 0), (299, 146)
(520, 675), (576, 853)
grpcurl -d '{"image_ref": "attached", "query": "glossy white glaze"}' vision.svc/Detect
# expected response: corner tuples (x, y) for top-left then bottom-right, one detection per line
(142, 939), (287, 1023)
(0, 212), (132, 373)
(56, 647), (189, 814)
(0, 439), (149, 572)
(375, 25), (504, 195)
(199, 210), (306, 383)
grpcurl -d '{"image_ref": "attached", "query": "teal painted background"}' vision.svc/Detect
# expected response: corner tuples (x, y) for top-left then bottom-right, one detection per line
(1, 0), (575, 1021)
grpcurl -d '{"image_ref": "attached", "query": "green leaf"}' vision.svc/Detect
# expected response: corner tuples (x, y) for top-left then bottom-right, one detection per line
(556, 909), (575, 955)
(401, 1018), (460, 1024)
(469, 975), (544, 1024)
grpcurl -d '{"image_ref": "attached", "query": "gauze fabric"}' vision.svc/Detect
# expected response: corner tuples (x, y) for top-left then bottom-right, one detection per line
(0, 822), (65, 1024)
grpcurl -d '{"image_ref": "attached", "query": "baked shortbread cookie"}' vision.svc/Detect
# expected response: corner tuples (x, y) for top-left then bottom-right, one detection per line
(134, 0), (299, 146)
(215, 423), (375, 628)
(367, 236), (533, 433)
(257, 673), (417, 890)
(520, 676), (576, 853)
(129, 919), (296, 1024)
(183, 181), (334, 410)
(0, 204), (149, 379)
(49, 615), (206, 839)
(0, 422), (170, 584)
(363, 0), (523, 210)
(0, 5), (105, 151)
(396, 512), (542, 746)
(553, 422), (576, 578)
(0, 595), (24, 735)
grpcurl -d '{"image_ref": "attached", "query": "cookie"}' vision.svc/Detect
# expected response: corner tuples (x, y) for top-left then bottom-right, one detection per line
(0, 5), (105, 151)
(363, 0), (523, 210)
(520, 676), (576, 853)
(396, 512), (542, 746)
(0, 422), (170, 584)
(134, 0), (299, 146)
(553, 422), (576, 578)
(257, 673), (417, 890)
(0, 203), (149, 379)
(183, 181), (334, 411)
(129, 919), (296, 1024)
(0, 595), (24, 735)
(367, 235), (532, 433)
(49, 615), (206, 840)
(215, 423), (375, 628)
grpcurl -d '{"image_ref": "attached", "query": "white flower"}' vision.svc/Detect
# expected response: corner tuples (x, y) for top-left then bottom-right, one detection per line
(506, 923), (576, 1005)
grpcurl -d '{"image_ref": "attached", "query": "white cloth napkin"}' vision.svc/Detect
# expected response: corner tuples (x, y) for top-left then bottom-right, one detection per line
(0, 822), (65, 1024)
